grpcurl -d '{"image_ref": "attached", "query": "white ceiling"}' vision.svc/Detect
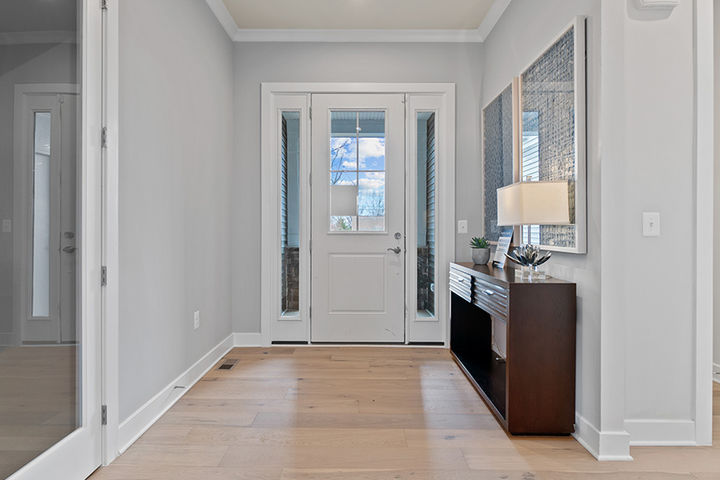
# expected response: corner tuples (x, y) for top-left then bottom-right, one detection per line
(221, 0), (496, 30)
(209, 0), (511, 42)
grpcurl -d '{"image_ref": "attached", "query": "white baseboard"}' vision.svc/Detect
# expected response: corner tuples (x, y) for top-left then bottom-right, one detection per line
(117, 333), (234, 453)
(573, 413), (632, 461)
(233, 332), (264, 346)
(713, 362), (720, 384)
(625, 419), (697, 446)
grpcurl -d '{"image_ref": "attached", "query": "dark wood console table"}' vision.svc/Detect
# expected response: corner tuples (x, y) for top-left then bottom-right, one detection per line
(449, 262), (577, 435)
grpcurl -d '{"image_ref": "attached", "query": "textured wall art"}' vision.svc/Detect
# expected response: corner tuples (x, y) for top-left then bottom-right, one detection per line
(482, 84), (514, 242)
(521, 19), (586, 253)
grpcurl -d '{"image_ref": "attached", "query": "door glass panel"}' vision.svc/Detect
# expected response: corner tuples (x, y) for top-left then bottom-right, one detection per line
(417, 112), (436, 317)
(0, 0), (81, 476)
(32, 112), (51, 318)
(281, 112), (300, 316)
(329, 111), (386, 232)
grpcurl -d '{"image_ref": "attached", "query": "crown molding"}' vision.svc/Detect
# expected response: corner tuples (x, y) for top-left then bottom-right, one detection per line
(0, 30), (76, 45)
(206, 0), (511, 43)
(233, 28), (484, 43)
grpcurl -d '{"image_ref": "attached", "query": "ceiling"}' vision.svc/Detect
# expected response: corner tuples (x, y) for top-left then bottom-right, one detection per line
(221, 0), (497, 30)
(0, 0), (77, 34)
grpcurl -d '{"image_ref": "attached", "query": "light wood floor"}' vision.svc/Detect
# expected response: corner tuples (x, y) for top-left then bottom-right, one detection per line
(0, 345), (78, 479)
(91, 347), (720, 480)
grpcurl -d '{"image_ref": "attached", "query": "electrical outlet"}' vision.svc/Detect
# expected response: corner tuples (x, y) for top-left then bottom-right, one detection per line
(1, 219), (10, 233)
(193, 310), (200, 330)
(457, 220), (468, 234)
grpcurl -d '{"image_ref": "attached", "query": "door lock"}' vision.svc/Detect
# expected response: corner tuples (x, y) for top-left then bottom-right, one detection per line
(394, 232), (402, 240)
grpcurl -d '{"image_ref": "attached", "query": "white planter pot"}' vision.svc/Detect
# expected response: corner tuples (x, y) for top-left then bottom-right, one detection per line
(472, 248), (491, 265)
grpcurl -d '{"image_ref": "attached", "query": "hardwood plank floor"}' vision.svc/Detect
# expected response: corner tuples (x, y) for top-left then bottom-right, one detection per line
(0, 345), (78, 480)
(91, 347), (720, 480)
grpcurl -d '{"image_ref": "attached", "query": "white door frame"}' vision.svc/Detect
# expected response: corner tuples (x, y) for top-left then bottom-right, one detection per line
(7, 0), (104, 477)
(13, 84), (79, 346)
(694, 0), (714, 447)
(260, 83), (455, 347)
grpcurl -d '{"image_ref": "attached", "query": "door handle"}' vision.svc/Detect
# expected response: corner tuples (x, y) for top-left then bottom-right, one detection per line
(387, 247), (401, 254)
(62, 246), (77, 253)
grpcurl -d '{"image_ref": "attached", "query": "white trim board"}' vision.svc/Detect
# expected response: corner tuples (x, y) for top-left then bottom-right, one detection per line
(116, 334), (234, 454)
(694, 0), (714, 447)
(205, 0), (511, 43)
(625, 419), (696, 446)
(573, 413), (633, 462)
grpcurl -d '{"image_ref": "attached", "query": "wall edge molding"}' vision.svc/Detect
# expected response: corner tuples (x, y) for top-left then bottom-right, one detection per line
(233, 332), (264, 347)
(625, 418), (697, 446)
(116, 333), (234, 454)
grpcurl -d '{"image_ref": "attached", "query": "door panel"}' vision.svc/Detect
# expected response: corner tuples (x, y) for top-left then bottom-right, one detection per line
(4, 0), (103, 478)
(311, 94), (405, 343)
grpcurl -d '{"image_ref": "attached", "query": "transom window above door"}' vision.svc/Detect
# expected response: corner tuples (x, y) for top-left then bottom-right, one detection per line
(329, 111), (387, 232)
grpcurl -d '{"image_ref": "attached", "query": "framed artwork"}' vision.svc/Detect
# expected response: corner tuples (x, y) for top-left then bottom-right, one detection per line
(482, 17), (587, 254)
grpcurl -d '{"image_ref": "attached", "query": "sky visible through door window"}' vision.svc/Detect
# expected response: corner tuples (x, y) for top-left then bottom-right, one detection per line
(329, 111), (386, 232)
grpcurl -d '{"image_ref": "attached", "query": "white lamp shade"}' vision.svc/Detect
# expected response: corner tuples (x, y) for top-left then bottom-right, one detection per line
(330, 185), (358, 216)
(497, 181), (571, 226)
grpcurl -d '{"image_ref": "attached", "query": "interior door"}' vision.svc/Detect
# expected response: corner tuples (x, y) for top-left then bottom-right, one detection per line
(311, 94), (406, 343)
(3, 0), (103, 477)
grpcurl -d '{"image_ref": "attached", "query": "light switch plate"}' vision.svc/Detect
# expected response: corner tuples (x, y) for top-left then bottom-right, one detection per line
(642, 212), (660, 237)
(1, 219), (10, 233)
(457, 220), (468, 234)
(193, 310), (200, 330)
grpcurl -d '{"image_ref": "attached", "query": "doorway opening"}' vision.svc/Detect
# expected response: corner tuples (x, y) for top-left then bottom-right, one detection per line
(261, 84), (455, 345)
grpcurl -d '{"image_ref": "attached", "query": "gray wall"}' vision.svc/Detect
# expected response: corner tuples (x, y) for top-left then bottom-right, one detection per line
(481, 0), (602, 429)
(0, 43), (77, 343)
(232, 42), (484, 333)
(118, 0), (234, 420)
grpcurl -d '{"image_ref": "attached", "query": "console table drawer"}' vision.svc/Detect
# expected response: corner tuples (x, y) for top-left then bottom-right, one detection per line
(473, 278), (508, 319)
(449, 268), (472, 302)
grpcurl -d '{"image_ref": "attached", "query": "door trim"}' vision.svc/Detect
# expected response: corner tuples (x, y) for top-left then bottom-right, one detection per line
(260, 83), (455, 347)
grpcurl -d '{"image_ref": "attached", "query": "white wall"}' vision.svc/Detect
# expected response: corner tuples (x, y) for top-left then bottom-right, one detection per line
(0, 43), (77, 345)
(481, 0), (603, 450)
(612, 0), (696, 441)
(232, 42), (483, 333)
(118, 0), (234, 420)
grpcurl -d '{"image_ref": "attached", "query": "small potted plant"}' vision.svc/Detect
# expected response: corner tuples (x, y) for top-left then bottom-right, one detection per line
(469, 236), (491, 265)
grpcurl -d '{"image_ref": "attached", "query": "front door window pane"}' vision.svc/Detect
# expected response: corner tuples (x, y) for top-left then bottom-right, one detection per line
(417, 112), (435, 317)
(329, 111), (386, 232)
(281, 112), (300, 315)
(32, 112), (51, 318)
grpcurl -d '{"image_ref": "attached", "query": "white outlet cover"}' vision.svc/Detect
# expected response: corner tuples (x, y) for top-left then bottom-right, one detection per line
(193, 310), (200, 329)
(642, 212), (660, 237)
(457, 220), (468, 234)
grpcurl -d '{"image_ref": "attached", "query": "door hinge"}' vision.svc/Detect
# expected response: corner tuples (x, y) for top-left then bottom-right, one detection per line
(309, 172), (312, 186)
(309, 306), (312, 318)
(101, 0), (108, 10)
(101, 126), (108, 148)
(309, 239), (312, 252)
(101, 405), (107, 425)
(309, 106), (312, 120)
(101, 266), (107, 286)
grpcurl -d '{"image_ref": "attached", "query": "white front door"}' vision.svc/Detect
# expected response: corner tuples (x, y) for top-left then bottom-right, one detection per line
(18, 93), (78, 344)
(311, 94), (406, 343)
